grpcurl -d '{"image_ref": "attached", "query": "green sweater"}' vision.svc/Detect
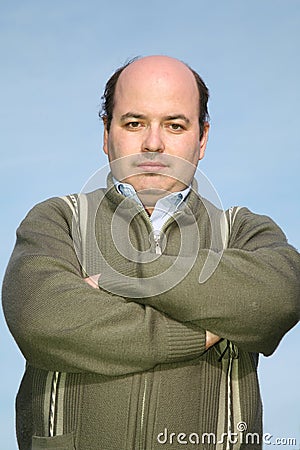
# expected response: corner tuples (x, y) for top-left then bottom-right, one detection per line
(2, 177), (300, 450)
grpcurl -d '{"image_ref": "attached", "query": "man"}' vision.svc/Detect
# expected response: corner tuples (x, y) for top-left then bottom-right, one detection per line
(2, 55), (299, 450)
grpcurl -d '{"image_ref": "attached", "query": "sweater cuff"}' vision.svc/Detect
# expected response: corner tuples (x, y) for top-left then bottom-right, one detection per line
(166, 320), (206, 362)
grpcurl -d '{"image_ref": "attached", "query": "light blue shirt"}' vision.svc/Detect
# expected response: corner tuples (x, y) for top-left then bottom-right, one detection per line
(113, 178), (191, 232)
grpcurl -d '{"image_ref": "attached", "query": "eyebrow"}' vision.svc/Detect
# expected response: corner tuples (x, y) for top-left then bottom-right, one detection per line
(120, 112), (191, 125)
(120, 112), (147, 122)
(164, 114), (191, 125)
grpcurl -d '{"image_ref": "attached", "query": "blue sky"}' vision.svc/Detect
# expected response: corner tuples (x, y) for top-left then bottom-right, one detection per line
(0, 1), (299, 448)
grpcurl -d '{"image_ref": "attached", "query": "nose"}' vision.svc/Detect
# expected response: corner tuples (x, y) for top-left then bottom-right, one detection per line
(142, 125), (165, 153)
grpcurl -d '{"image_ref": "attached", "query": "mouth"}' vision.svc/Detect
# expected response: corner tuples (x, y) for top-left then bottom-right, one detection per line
(137, 161), (168, 173)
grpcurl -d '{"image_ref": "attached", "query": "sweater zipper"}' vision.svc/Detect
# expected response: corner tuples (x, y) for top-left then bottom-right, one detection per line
(138, 208), (181, 255)
(134, 209), (155, 449)
(137, 209), (181, 448)
(153, 230), (162, 255)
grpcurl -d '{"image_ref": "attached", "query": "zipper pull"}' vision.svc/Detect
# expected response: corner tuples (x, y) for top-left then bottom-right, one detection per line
(153, 230), (162, 255)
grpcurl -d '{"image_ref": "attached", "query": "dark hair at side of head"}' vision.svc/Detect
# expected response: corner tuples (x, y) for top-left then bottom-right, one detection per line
(99, 57), (141, 132)
(187, 65), (210, 139)
(99, 56), (210, 139)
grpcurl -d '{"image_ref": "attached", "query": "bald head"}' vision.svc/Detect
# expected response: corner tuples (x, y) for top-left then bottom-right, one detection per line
(100, 55), (209, 139)
(118, 55), (198, 90)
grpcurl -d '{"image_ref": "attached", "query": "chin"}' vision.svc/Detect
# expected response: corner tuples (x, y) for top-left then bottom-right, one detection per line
(126, 174), (186, 195)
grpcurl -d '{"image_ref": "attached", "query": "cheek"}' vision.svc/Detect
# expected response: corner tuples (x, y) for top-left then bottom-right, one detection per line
(108, 132), (141, 158)
(167, 135), (200, 161)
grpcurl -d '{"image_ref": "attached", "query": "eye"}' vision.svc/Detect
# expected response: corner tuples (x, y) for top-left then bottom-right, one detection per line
(168, 123), (185, 132)
(125, 121), (143, 129)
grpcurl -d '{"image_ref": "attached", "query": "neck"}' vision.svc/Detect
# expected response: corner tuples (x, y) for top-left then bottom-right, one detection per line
(137, 189), (168, 215)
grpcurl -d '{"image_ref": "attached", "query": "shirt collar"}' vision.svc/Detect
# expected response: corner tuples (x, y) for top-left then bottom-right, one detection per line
(113, 177), (191, 211)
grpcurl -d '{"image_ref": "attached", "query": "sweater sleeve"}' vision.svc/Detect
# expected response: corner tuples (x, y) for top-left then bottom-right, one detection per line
(1, 197), (206, 376)
(124, 208), (300, 356)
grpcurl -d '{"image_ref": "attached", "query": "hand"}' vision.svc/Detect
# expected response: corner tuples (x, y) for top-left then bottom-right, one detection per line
(84, 274), (101, 289)
(206, 331), (221, 349)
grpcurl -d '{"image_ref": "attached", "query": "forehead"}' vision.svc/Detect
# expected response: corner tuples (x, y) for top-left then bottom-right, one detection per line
(114, 59), (199, 116)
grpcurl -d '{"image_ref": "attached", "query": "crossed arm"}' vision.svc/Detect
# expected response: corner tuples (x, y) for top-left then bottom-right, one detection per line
(3, 197), (299, 378)
(2, 198), (209, 376)
(87, 207), (300, 356)
(84, 274), (221, 350)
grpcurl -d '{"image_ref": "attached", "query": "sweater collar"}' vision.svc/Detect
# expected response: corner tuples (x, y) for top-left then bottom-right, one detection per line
(113, 176), (190, 209)
(105, 172), (203, 219)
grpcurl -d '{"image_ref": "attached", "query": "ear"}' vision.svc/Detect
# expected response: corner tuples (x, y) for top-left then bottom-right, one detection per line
(199, 122), (210, 160)
(102, 116), (109, 155)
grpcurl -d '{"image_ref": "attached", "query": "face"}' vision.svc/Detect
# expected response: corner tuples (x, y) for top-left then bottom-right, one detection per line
(103, 56), (209, 200)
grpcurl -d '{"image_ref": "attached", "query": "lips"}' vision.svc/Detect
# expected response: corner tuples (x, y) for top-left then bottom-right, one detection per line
(137, 161), (168, 172)
(137, 159), (167, 172)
